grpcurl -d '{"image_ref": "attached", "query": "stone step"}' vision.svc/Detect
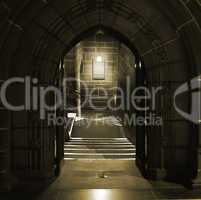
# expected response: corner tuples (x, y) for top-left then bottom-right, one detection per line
(64, 149), (136, 153)
(64, 153), (136, 160)
(70, 137), (128, 141)
(65, 141), (133, 145)
(64, 144), (135, 149)
(64, 137), (136, 160)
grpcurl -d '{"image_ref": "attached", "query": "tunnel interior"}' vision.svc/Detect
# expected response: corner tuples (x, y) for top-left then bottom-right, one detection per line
(0, 0), (201, 194)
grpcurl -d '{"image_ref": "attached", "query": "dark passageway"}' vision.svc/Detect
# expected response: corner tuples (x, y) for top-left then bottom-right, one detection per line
(0, 0), (201, 199)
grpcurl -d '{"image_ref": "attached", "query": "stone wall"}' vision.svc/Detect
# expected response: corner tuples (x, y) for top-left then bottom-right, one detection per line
(78, 35), (119, 111)
(64, 34), (137, 114)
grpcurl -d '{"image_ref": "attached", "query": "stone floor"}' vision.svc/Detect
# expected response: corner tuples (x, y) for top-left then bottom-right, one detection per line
(36, 160), (201, 199)
(1, 159), (201, 200)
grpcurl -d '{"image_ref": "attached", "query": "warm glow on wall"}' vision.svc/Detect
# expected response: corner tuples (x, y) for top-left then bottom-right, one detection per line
(96, 55), (103, 63)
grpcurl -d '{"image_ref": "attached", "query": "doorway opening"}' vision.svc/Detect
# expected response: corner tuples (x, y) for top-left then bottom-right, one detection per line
(62, 31), (140, 162)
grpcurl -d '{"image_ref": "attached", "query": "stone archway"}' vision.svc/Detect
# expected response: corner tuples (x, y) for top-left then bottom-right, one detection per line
(0, 0), (201, 190)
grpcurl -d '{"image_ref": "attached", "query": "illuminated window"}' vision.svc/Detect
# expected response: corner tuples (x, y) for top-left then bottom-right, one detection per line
(92, 56), (105, 80)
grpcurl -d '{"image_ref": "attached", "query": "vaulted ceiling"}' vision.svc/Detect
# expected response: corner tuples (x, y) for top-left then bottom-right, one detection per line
(0, 0), (201, 81)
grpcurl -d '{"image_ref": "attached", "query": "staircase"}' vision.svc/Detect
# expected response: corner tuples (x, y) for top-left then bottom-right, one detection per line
(64, 137), (136, 160)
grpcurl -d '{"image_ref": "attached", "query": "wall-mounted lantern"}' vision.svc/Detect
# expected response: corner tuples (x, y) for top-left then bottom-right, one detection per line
(92, 55), (105, 80)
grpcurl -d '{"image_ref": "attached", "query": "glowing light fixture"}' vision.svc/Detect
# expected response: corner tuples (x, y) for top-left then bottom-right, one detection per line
(96, 55), (103, 63)
(139, 61), (142, 69)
